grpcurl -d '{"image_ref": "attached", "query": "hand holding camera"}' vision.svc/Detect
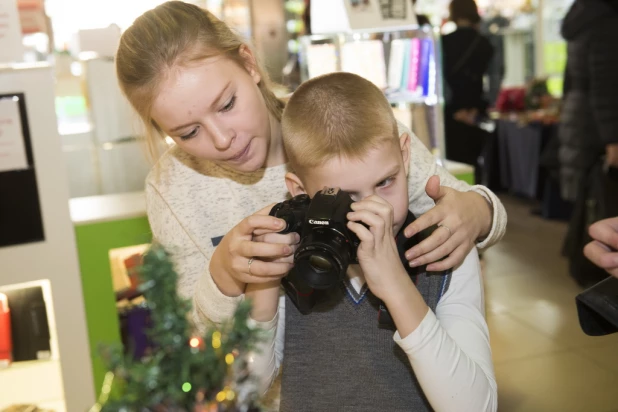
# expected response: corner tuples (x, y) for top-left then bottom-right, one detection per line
(269, 187), (363, 290)
(346, 195), (412, 302)
(209, 204), (300, 297)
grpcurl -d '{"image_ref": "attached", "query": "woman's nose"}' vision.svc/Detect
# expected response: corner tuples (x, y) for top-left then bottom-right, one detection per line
(206, 120), (234, 150)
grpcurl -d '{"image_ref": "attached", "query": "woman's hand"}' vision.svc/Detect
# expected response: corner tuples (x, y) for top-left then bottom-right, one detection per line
(404, 176), (492, 271)
(584, 217), (618, 278)
(210, 204), (300, 297)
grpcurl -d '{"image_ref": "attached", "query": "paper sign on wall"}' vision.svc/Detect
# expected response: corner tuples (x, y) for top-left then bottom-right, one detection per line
(0, 96), (28, 172)
(311, 0), (417, 34)
(0, 0), (24, 63)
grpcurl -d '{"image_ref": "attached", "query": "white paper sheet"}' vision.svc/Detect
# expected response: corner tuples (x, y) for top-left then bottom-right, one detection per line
(0, 96), (28, 172)
(0, 0), (24, 63)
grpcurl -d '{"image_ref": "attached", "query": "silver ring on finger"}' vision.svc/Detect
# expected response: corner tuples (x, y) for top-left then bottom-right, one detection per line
(248, 257), (254, 275)
(438, 224), (452, 238)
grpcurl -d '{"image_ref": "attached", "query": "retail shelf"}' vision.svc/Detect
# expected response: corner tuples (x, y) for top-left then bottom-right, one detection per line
(70, 191), (146, 225)
(386, 92), (437, 106)
(0, 359), (66, 411)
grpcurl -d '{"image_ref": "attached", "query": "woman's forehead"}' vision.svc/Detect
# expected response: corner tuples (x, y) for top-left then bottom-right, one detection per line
(151, 59), (238, 120)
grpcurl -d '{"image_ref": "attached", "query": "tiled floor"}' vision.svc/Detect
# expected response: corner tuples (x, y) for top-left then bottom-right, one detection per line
(484, 196), (618, 412)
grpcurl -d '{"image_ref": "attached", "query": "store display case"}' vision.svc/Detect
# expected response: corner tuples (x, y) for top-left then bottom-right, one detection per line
(0, 63), (93, 412)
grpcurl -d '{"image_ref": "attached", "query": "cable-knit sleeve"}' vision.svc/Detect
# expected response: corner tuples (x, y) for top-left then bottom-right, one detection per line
(145, 182), (242, 333)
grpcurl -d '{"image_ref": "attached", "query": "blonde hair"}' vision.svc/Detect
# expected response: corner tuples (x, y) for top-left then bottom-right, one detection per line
(282, 72), (398, 172)
(116, 1), (284, 160)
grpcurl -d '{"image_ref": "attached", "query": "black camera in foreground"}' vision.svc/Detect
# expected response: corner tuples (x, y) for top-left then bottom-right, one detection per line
(269, 187), (361, 290)
(271, 187), (435, 327)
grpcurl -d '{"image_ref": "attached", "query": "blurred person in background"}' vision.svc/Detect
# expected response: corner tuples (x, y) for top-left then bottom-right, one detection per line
(442, 0), (493, 124)
(442, 0), (493, 182)
(559, 0), (618, 288)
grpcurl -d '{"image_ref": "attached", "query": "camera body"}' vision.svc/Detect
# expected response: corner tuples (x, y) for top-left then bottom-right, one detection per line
(269, 187), (361, 290)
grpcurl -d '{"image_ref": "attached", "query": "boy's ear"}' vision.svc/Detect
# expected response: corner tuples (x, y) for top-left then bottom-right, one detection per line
(400, 132), (411, 175)
(285, 172), (307, 197)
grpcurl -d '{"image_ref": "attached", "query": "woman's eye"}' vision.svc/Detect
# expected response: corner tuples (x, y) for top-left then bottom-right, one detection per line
(180, 127), (199, 140)
(221, 95), (236, 112)
(377, 177), (394, 188)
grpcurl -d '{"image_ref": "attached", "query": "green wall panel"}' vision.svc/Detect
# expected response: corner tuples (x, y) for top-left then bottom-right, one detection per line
(74, 217), (151, 396)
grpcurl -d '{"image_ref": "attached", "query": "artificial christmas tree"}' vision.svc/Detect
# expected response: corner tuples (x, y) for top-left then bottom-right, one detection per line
(90, 245), (264, 412)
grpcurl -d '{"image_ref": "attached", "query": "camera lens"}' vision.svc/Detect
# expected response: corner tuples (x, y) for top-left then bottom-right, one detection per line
(309, 255), (333, 272)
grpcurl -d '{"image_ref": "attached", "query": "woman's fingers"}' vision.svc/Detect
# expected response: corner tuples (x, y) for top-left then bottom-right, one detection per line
(254, 232), (300, 246)
(404, 207), (445, 239)
(244, 260), (294, 280)
(406, 224), (454, 263)
(427, 243), (468, 272)
(408, 234), (458, 268)
(236, 240), (294, 262)
(239, 214), (286, 237)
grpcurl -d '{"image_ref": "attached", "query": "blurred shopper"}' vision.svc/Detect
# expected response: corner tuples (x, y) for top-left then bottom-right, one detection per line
(559, 0), (618, 288)
(442, 0), (493, 122)
(442, 0), (493, 181)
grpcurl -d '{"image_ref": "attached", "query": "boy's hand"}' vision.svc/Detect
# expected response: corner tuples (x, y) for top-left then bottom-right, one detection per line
(347, 195), (411, 301)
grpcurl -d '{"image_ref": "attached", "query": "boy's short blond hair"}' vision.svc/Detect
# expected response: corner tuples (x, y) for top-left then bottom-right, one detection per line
(282, 72), (398, 172)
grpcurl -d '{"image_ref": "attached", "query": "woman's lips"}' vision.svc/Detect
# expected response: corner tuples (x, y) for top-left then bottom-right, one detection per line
(228, 141), (251, 162)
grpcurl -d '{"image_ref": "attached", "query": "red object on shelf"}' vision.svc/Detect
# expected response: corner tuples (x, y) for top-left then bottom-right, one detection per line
(0, 293), (12, 367)
(114, 254), (145, 301)
(124, 254), (144, 291)
(495, 87), (526, 113)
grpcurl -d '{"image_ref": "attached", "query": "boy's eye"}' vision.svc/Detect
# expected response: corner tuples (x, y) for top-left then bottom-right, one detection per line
(376, 177), (394, 188)
(221, 95), (236, 113)
(180, 127), (199, 140)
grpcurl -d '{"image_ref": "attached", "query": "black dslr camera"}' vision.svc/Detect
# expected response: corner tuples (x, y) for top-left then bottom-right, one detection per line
(269, 187), (361, 291)
(271, 187), (430, 327)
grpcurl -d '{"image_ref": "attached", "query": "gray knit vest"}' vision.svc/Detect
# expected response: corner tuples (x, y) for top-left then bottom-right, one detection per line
(280, 220), (452, 412)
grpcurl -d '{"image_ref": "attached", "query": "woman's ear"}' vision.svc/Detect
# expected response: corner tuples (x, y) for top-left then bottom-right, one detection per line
(285, 172), (307, 197)
(400, 133), (411, 175)
(239, 45), (261, 84)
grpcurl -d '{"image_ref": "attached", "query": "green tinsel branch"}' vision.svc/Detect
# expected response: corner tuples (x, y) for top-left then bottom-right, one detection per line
(90, 245), (263, 412)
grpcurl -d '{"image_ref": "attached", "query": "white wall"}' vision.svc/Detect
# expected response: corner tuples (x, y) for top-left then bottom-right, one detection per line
(0, 63), (94, 411)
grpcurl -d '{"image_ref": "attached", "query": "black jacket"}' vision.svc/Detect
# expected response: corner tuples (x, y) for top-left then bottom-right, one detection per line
(442, 27), (494, 114)
(558, 0), (618, 201)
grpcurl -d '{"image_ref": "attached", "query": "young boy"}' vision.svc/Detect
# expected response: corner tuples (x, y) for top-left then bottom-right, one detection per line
(246, 72), (496, 412)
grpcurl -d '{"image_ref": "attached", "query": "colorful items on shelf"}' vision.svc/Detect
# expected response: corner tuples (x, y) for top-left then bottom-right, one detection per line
(304, 34), (436, 102)
(387, 36), (435, 99)
(0, 293), (11, 368)
(494, 78), (560, 124)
